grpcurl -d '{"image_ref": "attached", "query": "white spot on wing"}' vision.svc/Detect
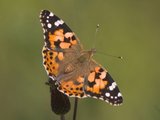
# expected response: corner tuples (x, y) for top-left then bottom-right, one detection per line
(43, 28), (45, 33)
(105, 100), (109, 103)
(99, 97), (104, 100)
(109, 82), (117, 91)
(112, 82), (117, 86)
(87, 95), (91, 97)
(47, 23), (52, 28)
(49, 76), (55, 81)
(41, 23), (44, 27)
(59, 19), (64, 24)
(43, 35), (46, 39)
(49, 12), (54, 16)
(54, 19), (64, 26)
(105, 92), (110, 97)
(118, 92), (122, 97)
(92, 96), (97, 99)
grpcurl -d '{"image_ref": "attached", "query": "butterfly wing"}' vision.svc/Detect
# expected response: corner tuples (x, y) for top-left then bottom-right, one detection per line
(57, 76), (87, 98)
(40, 10), (82, 79)
(40, 10), (81, 50)
(84, 60), (123, 106)
(57, 60), (123, 106)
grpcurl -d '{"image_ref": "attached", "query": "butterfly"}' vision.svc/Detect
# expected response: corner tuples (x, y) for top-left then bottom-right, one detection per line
(40, 10), (123, 106)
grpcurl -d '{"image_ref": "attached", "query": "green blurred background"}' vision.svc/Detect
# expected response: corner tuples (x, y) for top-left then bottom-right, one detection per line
(0, 0), (160, 120)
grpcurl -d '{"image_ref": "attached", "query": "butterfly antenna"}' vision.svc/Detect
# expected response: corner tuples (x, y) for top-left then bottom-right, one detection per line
(92, 24), (100, 49)
(97, 50), (123, 60)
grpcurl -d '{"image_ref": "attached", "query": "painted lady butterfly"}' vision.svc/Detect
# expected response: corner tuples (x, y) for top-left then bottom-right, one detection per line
(40, 10), (123, 106)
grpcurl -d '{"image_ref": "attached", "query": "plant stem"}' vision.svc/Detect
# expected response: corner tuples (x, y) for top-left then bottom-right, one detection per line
(73, 98), (78, 120)
(60, 115), (65, 120)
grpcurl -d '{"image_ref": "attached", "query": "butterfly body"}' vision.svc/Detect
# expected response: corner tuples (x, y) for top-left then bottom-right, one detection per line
(40, 10), (123, 106)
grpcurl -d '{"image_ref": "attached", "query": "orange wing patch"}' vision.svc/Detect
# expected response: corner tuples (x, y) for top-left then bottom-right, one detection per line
(88, 71), (95, 82)
(58, 52), (64, 61)
(48, 29), (78, 49)
(49, 29), (64, 41)
(60, 42), (71, 49)
(85, 67), (108, 94)
(95, 66), (100, 72)
(58, 76), (86, 98)
(42, 46), (64, 77)
(48, 29), (64, 49)
(86, 79), (107, 94)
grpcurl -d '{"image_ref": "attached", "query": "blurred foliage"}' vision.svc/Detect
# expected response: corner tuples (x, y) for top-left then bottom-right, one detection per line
(0, 0), (160, 120)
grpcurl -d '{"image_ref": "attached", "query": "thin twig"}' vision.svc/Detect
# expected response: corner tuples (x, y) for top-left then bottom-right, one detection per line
(73, 98), (78, 120)
(60, 114), (65, 120)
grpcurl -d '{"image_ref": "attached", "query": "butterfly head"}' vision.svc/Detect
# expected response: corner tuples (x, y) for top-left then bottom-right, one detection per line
(90, 48), (96, 54)
(88, 48), (96, 58)
(77, 48), (96, 63)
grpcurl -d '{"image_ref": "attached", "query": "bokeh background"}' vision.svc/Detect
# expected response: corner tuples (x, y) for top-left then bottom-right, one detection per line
(0, 0), (160, 120)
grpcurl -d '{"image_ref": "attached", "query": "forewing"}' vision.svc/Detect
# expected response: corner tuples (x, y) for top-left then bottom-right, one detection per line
(84, 61), (123, 106)
(40, 10), (81, 50)
(40, 10), (81, 79)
